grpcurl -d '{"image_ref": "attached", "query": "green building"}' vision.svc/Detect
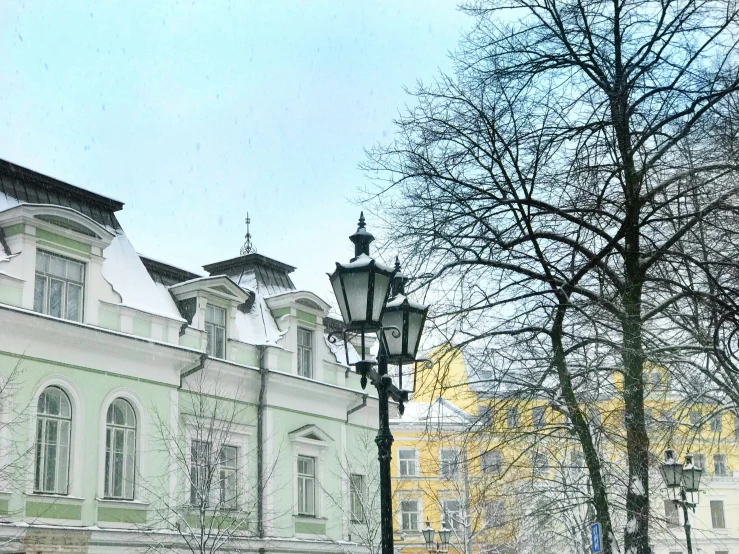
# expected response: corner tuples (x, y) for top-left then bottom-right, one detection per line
(0, 159), (379, 553)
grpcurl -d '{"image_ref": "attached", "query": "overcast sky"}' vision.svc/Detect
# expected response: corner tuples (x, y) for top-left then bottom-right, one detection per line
(0, 1), (470, 300)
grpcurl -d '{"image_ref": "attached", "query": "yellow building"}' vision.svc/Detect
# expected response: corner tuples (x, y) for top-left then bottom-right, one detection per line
(391, 351), (739, 554)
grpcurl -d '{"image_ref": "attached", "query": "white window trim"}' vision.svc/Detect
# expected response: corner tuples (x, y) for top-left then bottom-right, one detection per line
(96, 388), (147, 502)
(185, 420), (251, 510)
(397, 494), (423, 532)
(28, 376), (84, 498)
(289, 429), (329, 518)
(398, 447), (420, 478)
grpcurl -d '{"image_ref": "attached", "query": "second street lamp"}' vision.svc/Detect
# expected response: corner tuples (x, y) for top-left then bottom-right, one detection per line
(328, 213), (430, 554)
(660, 449), (703, 554)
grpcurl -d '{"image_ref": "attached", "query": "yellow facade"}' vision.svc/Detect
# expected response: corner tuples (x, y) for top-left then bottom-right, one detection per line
(391, 352), (739, 554)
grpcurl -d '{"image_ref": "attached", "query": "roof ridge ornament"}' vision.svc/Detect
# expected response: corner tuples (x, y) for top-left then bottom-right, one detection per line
(240, 212), (257, 256)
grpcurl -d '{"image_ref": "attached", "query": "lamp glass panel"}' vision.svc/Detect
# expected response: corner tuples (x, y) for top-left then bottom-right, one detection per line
(330, 272), (350, 324)
(381, 309), (404, 358)
(422, 525), (434, 547)
(342, 271), (370, 323)
(406, 310), (425, 359)
(683, 466), (702, 492)
(660, 463), (683, 488)
(371, 272), (391, 323)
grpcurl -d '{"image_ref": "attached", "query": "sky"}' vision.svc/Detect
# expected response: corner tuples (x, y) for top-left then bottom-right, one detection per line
(0, 0), (471, 301)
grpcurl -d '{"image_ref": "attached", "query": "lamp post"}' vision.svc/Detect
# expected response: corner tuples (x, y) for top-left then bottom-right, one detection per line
(422, 519), (452, 553)
(329, 213), (430, 554)
(659, 449), (703, 554)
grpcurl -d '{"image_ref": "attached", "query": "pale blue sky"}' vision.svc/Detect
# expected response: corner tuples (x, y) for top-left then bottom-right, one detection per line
(0, 1), (469, 299)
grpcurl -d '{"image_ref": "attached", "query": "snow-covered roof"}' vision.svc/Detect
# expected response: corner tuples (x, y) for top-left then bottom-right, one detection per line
(231, 270), (287, 347)
(391, 397), (471, 426)
(101, 232), (186, 322)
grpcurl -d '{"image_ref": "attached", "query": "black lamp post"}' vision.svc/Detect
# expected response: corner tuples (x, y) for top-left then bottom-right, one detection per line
(422, 519), (452, 553)
(329, 213), (430, 554)
(660, 449), (703, 554)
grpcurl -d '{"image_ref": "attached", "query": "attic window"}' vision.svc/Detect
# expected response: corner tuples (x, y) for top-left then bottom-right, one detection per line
(35, 215), (99, 238)
(296, 298), (322, 311)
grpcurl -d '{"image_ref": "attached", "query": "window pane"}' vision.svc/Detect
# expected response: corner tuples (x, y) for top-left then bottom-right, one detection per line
(49, 254), (66, 278)
(67, 261), (84, 282)
(215, 326), (225, 358)
(34, 275), (47, 313)
(49, 279), (64, 318)
(36, 251), (49, 273)
(711, 500), (726, 528)
(66, 284), (82, 322)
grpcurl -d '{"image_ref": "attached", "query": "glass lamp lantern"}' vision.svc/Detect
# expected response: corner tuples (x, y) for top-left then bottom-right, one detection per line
(660, 449), (684, 498)
(329, 213), (395, 332)
(682, 455), (703, 493)
(380, 258), (429, 366)
(422, 519), (435, 550)
(438, 523), (452, 548)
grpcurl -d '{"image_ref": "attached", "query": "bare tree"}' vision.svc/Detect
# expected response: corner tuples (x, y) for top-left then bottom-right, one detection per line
(362, 1), (739, 551)
(139, 366), (275, 554)
(322, 429), (382, 554)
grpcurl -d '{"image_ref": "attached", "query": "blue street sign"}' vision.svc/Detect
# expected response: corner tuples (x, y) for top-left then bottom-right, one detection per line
(590, 522), (602, 554)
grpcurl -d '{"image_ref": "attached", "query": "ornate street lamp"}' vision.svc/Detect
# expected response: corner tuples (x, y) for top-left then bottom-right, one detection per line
(329, 213), (430, 554)
(660, 449), (703, 554)
(422, 519), (451, 553)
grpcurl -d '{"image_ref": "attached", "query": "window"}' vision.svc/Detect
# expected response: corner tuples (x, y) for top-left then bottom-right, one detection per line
(650, 371), (661, 388)
(710, 500), (726, 528)
(478, 406), (493, 427)
(350, 473), (365, 522)
(297, 455), (316, 516)
(481, 450), (503, 475)
(400, 499), (418, 531)
(297, 328), (313, 378)
(34, 250), (84, 322)
(399, 449), (417, 477)
(439, 448), (460, 478)
(34, 386), (72, 494)
(532, 452), (548, 477)
(714, 453), (729, 477)
(442, 499), (463, 531)
(104, 398), (136, 500)
(506, 407), (519, 428)
(190, 440), (238, 507)
(710, 413), (723, 433)
(532, 406), (546, 429)
(205, 304), (226, 358)
(219, 445), (238, 508)
(664, 500), (679, 528)
(485, 500), (506, 528)
(691, 453), (705, 471)
(690, 410), (702, 428)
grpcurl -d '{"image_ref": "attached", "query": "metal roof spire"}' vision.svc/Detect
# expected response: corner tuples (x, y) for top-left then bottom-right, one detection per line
(240, 212), (257, 255)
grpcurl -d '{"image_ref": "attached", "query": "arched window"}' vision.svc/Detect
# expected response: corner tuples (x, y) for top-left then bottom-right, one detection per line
(34, 386), (72, 494)
(105, 398), (136, 500)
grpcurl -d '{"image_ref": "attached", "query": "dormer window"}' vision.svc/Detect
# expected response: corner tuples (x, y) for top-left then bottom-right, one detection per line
(297, 328), (313, 378)
(205, 304), (226, 359)
(33, 250), (84, 322)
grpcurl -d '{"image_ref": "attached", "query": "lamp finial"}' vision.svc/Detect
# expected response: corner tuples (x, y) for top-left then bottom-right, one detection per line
(349, 211), (375, 260)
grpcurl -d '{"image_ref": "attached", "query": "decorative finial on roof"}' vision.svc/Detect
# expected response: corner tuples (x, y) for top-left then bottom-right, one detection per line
(240, 213), (257, 256)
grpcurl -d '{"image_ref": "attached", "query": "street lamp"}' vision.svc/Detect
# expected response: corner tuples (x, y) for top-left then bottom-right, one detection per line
(422, 519), (452, 553)
(660, 449), (703, 554)
(329, 213), (430, 554)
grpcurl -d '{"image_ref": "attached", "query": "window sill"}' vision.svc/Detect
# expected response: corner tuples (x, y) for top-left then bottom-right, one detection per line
(294, 514), (328, 522)
(96, 498), (149, 509)
(25, 492), (85, 504)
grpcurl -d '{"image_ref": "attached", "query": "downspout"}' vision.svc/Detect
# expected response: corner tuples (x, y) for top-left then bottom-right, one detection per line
(257, 344), (269, 541)
(346, 393), (368, 423)
(179, 353), (208, 388)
